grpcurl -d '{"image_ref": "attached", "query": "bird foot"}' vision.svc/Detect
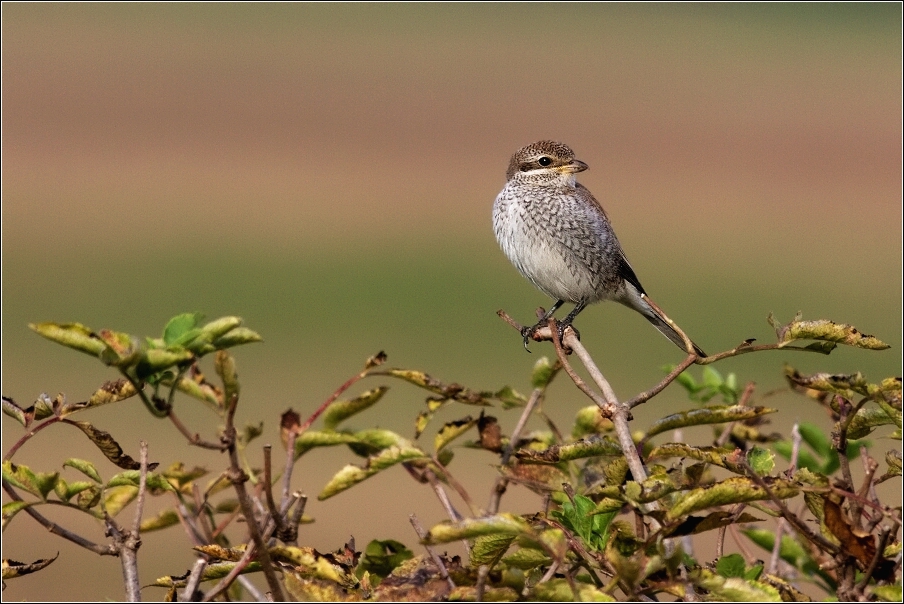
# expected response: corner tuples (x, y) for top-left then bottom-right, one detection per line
(519, 319), (580, 353)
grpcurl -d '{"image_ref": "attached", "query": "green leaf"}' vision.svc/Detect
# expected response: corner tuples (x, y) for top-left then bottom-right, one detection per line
(67, 421), (151, 470)
(422, 513), (534, 545)
(847, 407), (899, 440)
(742, 528), (821, 576)
(550, 494), (615, 552)
(317, 442), (428, 500)
(0, 553), (59, 580)
(358, 539), (414, 578)
(136, 348), (194, 378)
(140, 509), (180, 532)
(469, 534), (516, 568)
(349, 429), (407, 454)
(516, 434), (623, 463)
(214, 350), (239, 403)
(785, 366), (884, 400)
(746, 447), (774, 476)
(294, 430), (362, 458)
(2, 397), (27, 427)
(531, 579), (615, 602)
(648, 443), (747, 473)
(210, 326), (263, 350)
(702, 366), (724, 391)
(151, 561), (262, 588)
(198, 316), (243, 341)
(383, 369), (491, 405)
(796, 422), (832, 458)
(434, 416), (478, 452)
(672, 368), (699, 394)
(646, 405), (777, 440)
(802, 341), (837, 354)
(2, 500), (34, 528)
(530, 356), (557, 389)
(873, 585), (903, 602)
(162, 312), (203, 346)
(692, 568), (781, 602)
(494, 385), (527, 409)
(572, 406), (612, 439)
(1, 462), (58, 500)
(323, 387), (389, 430)
(774, 316), (889, 350)
(86, 379), (139, 408)
(103, 485), (138, 517)
(885, 449), (902, 477)
(744, 564), (764, 581)
(75, 485), (102, 510)
(239, 422), (264, 447)
(501, 547), (550, 570)
(97, 329), (141, 368)
(29, 322), (106, 357)
(668, 477), (798, 520)
(715, 553), (746, 578)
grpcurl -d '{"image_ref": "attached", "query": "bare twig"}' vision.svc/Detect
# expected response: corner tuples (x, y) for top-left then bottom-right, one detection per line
(562, 331), (619, 408)
(489, 386), (545, 515)
(1, 479), (117, 555)
(424, 469), (463, 522)
(500, 309), (652, 514)
(857, 528), (891, 591)
(181, 558), (208, 602)
(741, 460), (839, 556)
(429, 457), (478, 518)
(296, 353), (385, 436)
(410, 514), (455, 590)
(769, 424), (801, 575)
(223, 394), (285, 601)
(856, 446), (879, 530)
(285, 492), (308, 545)
(716, 504), (748, 559)
(3, 415), (64, 461)
(167, 410), (228, 450)
(102, 441), (150, 601)
(281, 429), (299, 505)
(237, 575), (267, 602)
(262, 444), (286, 537)
(422, 468), (470, 557)
(625, 354), (697, 409)
(476, 564), (490, 602)
(202, 518), (277, 602)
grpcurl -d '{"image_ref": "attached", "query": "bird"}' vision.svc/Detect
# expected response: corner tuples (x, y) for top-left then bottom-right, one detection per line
(493, 140), (706, 357)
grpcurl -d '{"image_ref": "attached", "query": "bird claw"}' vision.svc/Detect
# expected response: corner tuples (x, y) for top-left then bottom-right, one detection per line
(519, 320), (581, 353)
(556, 321), (580, 347)
(520, 325), (535, 352)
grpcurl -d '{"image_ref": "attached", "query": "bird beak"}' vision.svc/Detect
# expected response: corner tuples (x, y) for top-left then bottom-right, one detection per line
(557, 159), (588, 174)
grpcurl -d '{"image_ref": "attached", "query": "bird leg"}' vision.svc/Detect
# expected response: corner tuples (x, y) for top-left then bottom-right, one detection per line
(554, 300), (587, 347)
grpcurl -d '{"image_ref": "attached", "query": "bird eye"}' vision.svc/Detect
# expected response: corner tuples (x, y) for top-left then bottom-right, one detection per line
(537, 156), (552, 167)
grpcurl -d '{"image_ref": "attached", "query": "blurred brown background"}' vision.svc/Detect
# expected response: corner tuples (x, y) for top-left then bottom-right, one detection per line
(3, 4), (901, 600)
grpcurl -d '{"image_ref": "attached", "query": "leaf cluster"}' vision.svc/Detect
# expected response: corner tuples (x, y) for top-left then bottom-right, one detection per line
(2, 312), (901, 602)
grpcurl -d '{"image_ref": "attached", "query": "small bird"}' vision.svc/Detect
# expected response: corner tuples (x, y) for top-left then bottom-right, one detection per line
(493, 140), (705, 356)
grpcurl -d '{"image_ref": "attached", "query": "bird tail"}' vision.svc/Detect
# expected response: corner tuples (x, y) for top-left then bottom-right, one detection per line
(621, 287), (706, 357)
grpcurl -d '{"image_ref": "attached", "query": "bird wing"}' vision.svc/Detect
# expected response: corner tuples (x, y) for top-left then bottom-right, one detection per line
(616, 251), (647, 296)
(575, 182), (647, 296)
(575, 182), (609, 220)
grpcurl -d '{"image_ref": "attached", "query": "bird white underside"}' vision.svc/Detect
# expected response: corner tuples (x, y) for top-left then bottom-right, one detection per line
(494, 193), (609, 304)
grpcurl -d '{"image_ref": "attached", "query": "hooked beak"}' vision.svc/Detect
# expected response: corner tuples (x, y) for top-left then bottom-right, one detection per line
(557, 159), (588, 174)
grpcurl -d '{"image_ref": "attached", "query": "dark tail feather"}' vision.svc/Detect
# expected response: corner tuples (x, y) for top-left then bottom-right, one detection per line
(621, 286), (706, 357)
(643, 306), (707, 357)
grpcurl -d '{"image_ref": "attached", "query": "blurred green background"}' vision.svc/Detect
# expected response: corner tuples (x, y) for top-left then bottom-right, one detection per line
(3, 4), (900, 600)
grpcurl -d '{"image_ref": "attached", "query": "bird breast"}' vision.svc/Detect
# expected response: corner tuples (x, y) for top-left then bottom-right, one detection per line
(493, 182), (613, 304)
